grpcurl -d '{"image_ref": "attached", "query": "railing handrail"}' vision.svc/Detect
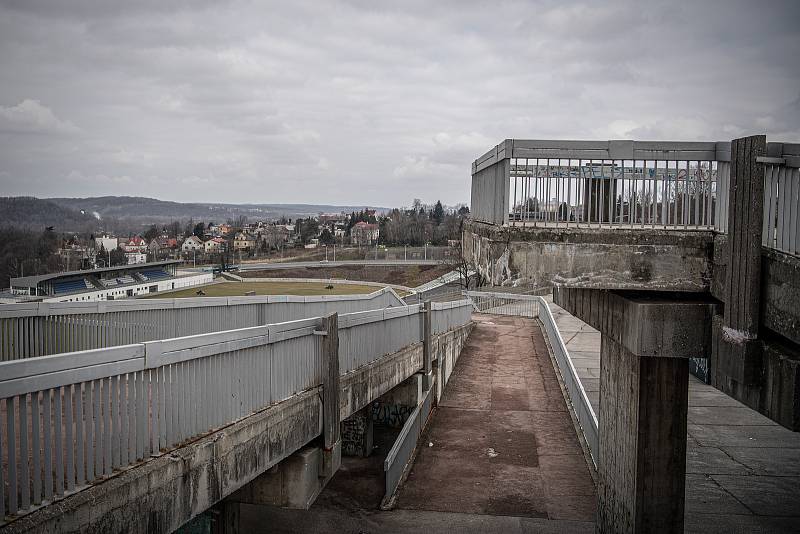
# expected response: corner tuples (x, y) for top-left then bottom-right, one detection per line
(473, 139), (739, 174)
(0, 300), (476, 400)
(0, 286), (404, 318)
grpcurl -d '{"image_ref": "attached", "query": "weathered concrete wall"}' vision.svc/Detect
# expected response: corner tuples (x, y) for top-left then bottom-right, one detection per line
(463, 219), (713, 291)
(709, 234), (800, 430)
(225, 441), (341, 511)
(3, 388), (323, 534)
(341, 407), (374, 457)
(371, 373), (422, 428)
(712, 235), (800, 345)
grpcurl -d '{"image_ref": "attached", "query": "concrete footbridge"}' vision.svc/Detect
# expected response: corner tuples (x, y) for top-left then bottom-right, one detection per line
(465, 135), (800, 532)
(0, 289), (476, 532)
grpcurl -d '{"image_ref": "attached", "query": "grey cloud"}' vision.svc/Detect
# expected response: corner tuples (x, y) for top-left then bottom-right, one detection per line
(0, 0), (798, 206)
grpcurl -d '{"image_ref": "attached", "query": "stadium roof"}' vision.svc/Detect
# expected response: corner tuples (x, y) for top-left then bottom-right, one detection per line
(10, 260), (181, 288)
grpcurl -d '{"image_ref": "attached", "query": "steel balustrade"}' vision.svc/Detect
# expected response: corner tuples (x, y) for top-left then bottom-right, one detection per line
(0, 288), (405, 361)
(471, 139), (799, 257)
(0, 299), (474, 521)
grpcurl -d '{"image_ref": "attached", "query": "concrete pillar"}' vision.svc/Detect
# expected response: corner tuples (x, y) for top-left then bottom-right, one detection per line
(321, 313), (341, 472)
(341, 406), (373, 457)
(220, 441), (343, 528)
(422, 301), (433, 390)
(712, 135), (767, 400)
(593, 292), (714, 534)
(372, 372), (423, 427)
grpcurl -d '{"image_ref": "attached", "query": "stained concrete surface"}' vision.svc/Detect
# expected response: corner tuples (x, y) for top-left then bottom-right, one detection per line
(546, 295), (800, 533)
(396, 315), (596, 526)
(237, 315), (596, 533)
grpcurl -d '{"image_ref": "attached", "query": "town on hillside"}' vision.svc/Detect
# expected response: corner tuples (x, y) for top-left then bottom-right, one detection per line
(0, 200), (470, 295)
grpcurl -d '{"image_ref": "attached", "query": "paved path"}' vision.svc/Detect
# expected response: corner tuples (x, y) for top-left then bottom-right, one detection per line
(395, 314), (596, 529)
(546, 296), (800, 533)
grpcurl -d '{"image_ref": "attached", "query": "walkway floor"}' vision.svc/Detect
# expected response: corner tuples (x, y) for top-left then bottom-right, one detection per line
(546, 296), (800, 534)
(395, 314), (596, 529)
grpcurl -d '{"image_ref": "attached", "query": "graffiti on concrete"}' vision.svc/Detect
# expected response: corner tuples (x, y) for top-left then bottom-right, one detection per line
(342, 410), (372, 457)
(372, 402), (414, 428)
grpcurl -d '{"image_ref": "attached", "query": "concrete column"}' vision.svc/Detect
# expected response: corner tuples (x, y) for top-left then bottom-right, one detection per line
(223, 441), (342, 514)
(422, 301), (433, 390)
(321, 313), (340, 474)
(593, 292), (714, 534)
(712, 135), (767, 401)
(341, 406), (374, 457)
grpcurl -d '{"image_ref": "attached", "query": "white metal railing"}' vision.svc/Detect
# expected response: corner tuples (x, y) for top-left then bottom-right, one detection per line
(471, 139), (800, 257)
(0, 300), (473, 520)
(464, 291), (540, 318)
(0, 316), (322, 520)
(463, 290), (598, 465)
(430, 299), (473, 336)
(0, 288), (404, 361)
(338, 305), (423, 374)
(384, 386), (433, 502)
(763, 159), (800, 256)
(471, 140), (729, 230)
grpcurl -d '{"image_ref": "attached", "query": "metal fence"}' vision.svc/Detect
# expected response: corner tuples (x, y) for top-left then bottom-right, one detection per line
(536, 298), (599, 465)
(338, 305), (423, 374)
(463, 290), (598, 465)
(0, 300), (473, 520)
(471, 139), (799, 256)
(384, 386), (433, 502)
(0, 316), (323, 519)
(430, 299), (474, 335)
(464, 291), (539, 318)
(0, 288), (404, 361)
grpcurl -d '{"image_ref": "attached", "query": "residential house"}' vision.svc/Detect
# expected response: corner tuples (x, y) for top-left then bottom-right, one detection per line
(351, 221), (380, 246)
(121, 235), (148, 254)
(204, 237), (227, 254)
(233, 232), (256, 252)
(181, 235), (204, 252)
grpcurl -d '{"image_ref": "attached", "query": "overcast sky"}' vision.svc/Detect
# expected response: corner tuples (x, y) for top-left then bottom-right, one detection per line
(0, 1), (798, 207)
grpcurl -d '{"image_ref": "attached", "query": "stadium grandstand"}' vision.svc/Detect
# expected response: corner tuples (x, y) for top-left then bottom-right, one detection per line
(6, 261), (213, 303)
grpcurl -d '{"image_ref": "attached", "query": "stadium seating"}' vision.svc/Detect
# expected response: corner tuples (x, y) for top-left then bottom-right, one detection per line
(139, 269), (171, 281)
(53, 279), (90, 294)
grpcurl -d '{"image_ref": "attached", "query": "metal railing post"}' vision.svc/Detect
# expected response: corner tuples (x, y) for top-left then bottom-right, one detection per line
(423, 301), (433, 390)
(321, 312), (341, 476)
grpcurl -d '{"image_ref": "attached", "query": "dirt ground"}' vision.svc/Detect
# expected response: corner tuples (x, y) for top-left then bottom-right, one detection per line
(144, 280), (381, 298)
(241, 264), (452, 288)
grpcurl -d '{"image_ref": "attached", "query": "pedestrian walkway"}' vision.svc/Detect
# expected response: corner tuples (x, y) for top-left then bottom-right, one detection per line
(546, 296), (800, 534)
(395, 314), (596, 529)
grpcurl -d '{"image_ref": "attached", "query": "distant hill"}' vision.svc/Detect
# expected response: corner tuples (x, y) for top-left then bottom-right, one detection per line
(45, 196), (390, 225)
(0, 197), (98, 233)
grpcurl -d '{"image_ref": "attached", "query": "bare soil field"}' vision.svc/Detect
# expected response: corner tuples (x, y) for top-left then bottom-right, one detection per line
(240, 264), (452, 288)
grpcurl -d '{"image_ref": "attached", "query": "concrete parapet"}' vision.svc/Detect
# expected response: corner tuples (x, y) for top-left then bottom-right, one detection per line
(463, 219), (713, 291)
(2, 388), (323, 534)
